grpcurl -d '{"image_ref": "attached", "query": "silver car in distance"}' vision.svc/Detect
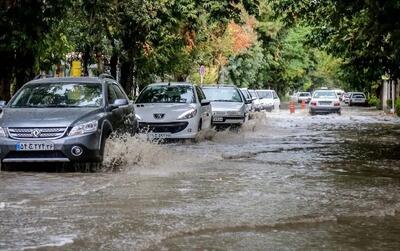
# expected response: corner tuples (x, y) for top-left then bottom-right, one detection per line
(202, 85), (248, 127)
(309, 90), (341, 115)
(135, 82), (212, 139)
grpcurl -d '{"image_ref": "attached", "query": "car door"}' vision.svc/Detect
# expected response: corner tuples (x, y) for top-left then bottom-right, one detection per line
(107, 82), (125, 131)
(112, 83), (135, 132)
(195, 86), (211, 129)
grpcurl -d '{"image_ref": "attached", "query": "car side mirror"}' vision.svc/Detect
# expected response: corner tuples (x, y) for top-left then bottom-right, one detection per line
(0, 101), (6, 113)
(114, 99), (129, 106)
(245, 99), (252, 104)
(201, 99), (210, 106)
(110, 99), (129, 111)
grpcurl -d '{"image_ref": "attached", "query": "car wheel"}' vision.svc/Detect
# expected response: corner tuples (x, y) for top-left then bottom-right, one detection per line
(198, 119), (203, 132)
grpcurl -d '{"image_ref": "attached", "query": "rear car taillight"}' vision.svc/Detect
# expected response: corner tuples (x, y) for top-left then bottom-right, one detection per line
(311, 101), (317, 106)
(334, 101), (340, 106)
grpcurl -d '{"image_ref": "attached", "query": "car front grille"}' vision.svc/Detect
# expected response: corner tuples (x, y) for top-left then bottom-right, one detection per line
(138, 122), (189, 134)
(7, 127), (67, 139)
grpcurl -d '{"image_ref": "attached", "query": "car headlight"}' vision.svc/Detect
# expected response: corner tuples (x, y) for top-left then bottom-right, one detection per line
(69, 120), (98, 136)
(135, 114), (142, 121)
(178, 109), (197, 120)
(0, 127), (6, 137)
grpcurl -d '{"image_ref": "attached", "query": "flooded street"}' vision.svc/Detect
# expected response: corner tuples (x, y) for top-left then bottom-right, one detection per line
(1, 106), (400, 250)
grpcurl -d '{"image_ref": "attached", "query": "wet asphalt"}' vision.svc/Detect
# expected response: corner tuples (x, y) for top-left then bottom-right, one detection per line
(1, 105), (400, 250)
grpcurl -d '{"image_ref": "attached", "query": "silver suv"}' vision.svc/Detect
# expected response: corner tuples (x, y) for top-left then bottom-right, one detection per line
(0, 76), (137, 170)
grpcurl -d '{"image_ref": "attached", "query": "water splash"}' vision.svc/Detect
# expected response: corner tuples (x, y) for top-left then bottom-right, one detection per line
(102, 134), (169, 171)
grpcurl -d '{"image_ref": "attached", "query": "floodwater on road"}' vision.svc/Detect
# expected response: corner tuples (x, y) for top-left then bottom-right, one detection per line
(1, 106), (400, 250)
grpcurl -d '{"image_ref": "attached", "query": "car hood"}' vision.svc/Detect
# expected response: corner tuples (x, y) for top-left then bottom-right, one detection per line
(210, 102), (244, 112)
(0, 108), (103, 128)
(135, 103), (197, 122)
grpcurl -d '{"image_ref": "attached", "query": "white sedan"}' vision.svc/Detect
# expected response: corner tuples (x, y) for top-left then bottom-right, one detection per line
(135, 83), (212, 139)
(349, 92), (367, 106)
(256, 89), (280, 111)
(309, 90), (341, 115)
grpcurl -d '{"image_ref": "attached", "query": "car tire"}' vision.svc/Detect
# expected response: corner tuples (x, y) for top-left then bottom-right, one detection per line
(198, 119), (203, 132)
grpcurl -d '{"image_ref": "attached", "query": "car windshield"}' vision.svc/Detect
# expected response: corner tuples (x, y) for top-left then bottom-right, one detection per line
(9, 83), (103, 108)
(313, 91), (337, 99)
(202, 87), (243, 102)
(136, 85), (195, 103)
(352, 93), (365, 98)
(299, 92), (311, 97)
(249, 90), (258, 98)
(257, 91), (273, 99)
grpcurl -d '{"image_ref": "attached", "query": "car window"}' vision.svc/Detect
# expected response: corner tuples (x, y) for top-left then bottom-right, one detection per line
(195, 86), (206, 102)
(241, 90), (251, 100)
(112, 84), (127, 100)
(9, 82), (103, 108)
(202, 87), (243, 102)
(108, 85), (118, 104)
(299, 92), (310, 97)
(352, 93), (365, 98)
(257, 91), (273, 99)
(273, 91), (278, 99)
(249, 90), (258, 98)
(136, 85), (195, 104)
(313, 91), (337, 98)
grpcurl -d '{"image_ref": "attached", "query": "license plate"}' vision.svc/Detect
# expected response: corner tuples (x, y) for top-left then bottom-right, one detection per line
(319, 101), (331, 105)
(213, 117), (224, 122)
(147, 133), (171, 139)
(356, 99), (363, 102)
(16, 142), (54, 151)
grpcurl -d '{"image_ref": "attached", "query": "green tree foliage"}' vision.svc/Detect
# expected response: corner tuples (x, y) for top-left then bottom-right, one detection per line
(271, 0), (400, 87)
(0, 0), (72, 99)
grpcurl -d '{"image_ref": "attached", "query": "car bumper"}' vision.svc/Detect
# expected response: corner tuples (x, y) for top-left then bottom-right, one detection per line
(261, 104), (274, 110)
(310, 107), (341, 114)
(138, 119), (199, 139)
(0, 132), (102, 163)
(212, 116), (245, 125)
(350, 100), (367, 105)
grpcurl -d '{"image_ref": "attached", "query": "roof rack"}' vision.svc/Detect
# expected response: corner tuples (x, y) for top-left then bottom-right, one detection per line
(99, 73), (115, 80)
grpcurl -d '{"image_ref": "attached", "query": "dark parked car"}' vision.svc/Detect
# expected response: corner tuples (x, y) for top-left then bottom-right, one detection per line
(0, 75), (137, 170)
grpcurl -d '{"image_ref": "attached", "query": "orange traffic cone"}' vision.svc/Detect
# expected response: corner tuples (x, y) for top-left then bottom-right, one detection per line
(289, 101), (295, 114)
(301, 100), (306, 111)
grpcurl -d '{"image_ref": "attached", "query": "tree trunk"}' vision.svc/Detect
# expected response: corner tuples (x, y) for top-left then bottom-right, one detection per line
(110, 53), (118, 79)
(120, 60), (133, 96)
(0, 78), (11, 101)
(0, 51), (13, 100)
(82, 45), (91, 76)
(15, 50), (35, 92)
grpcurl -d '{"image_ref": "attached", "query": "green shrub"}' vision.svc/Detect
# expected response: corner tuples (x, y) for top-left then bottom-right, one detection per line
(368, 95), (381, 109)
(396, 99), (400, 116)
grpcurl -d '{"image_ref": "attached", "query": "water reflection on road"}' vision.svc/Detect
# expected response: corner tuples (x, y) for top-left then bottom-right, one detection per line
(1, 106), (400, 250)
